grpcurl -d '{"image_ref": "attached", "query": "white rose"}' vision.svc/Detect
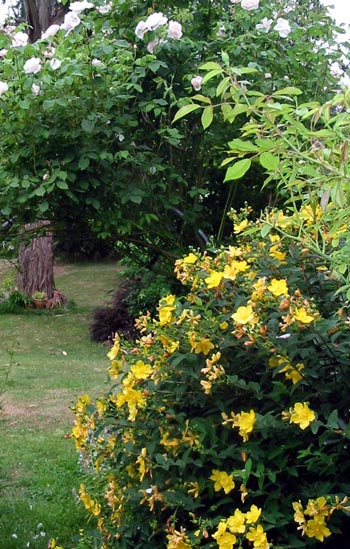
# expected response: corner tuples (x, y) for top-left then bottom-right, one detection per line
(256, 17), (273, 33)
(61, 12), (81, 33)
(41, 24), (60, 39)
(241, 0), (259, 10)
(230, 0), (241, 3)
(12, 31), (28, 47)
(191, 75), (203, 91)
(69, 0), (94, 13)
(96, 3), (112, 14)
(144, 12), (168, 31)
(0, 49), (8, 57)
(0, 81), (9, 96)
(92, 58), (104, 67)
(32, 83), (41, 96)
(274, 17), (291, 38)
(146, 39), (160, 54)
(23, 57), (42, 74)
(50, 58), (61, 70)
(168, 21), (183, 40)
(135, 20), (148, 39)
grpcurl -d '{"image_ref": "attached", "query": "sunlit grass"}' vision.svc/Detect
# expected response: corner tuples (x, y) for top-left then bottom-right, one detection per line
(0, 259), (120, 548)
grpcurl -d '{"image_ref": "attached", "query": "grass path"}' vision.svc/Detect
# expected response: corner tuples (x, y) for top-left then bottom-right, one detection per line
(0, 261), (120, 548)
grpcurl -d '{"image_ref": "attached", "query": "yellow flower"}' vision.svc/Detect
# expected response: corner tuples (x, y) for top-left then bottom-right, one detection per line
(189, 331), (215, 355)
(245, 504), (262, 524)
(231, 304), (258, 326)
(108, 359), (124, 379)
(290, 402), (316, 430)
(234, 218), (249, 234)
(292, 501), (306, 526)
(205, 270), (224, 288)
(212, 528), (237, 549)
(294, 307), (315, 324)
(251, 277), (267, 300)
(269, 244), (286, 262)
(210, 469), (235, 494)
(131, 360), (153, 379)
(183, 252), (198, 264)
(267, 278), (289, 297)
(227, 509), (246, 533)
(115, 387), (146, 421)
(79, 484), (101, 516)
(246, 524), (268, 548)
(159, 295), (176, 326)
(107, 333), (120, 360)
(136, 447), (148, 482)
(305, 518), (331, 542)
(166, 527), (192, 549)
(158, 335), (180, 354)
(224, 410), (256, 442)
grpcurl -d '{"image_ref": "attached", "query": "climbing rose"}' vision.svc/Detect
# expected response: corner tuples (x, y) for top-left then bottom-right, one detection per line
(144, 12), (167, 31)
(256, 17), (273, 32)
(168, 20), (183, 39)
(50, 58), (61, 70)
(61, 12), (81, 33)
(191, 75), (203, 91)
(274, 17), (291, 37)
(147, 39), (160, 54)
(135, 21), (148, 39)
(0, 81), (9, 96)
(23, 57), (42, 74)
(69, 0), (94, 13)
(241, 0), (259, 10)
(41, 24), (60, 39)
(11, 31), (28, 47)
(31, 83), (41, 96)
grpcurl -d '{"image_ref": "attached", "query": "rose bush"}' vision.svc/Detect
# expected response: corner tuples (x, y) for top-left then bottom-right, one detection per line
(71, 204), (350, 548)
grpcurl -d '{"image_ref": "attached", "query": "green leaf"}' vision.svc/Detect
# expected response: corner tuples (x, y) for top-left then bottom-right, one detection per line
(259, 152), (279, 171)
(260, 223), (272, 238)
(216, 76), (231, 97)
(326, 410), (339, 429)
(79, 157), (90, 170)
(172, 104), (201, 123)
(56, 180), (69, 190)
(199, 61), (222, 71)
(202, 69), (223, 84)
(227, 139), (259, 152)
(201, 106), (213, 129)
(192, 94), (211, 104)
(271, 87), (303, 97)
(224, 159), (251, 181)
(81, 119), (95, 133)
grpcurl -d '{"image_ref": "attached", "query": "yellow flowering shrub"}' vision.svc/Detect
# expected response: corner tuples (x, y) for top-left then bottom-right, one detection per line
(72, 208), (350, 548)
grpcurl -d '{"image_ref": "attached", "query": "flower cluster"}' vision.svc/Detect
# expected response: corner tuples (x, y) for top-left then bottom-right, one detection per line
(135, 12), (183, 54)
(71, 206), (350, 547)
(292, 496), (350, 542)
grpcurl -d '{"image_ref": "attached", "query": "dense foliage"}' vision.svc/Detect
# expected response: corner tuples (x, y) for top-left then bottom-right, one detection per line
(0, 0), (347, 257)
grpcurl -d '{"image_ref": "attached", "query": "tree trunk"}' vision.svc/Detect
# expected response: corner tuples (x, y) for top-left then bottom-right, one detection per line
(22, 0), (67, 42)
(17, 221), (55, 299)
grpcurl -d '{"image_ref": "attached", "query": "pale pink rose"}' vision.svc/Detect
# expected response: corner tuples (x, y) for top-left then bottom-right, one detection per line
(31, 83), (41, 96)
(23, 57), (42, 74)
(241, 0), (259, 10)
(0, 49), (8, 57)
(191, 75), (203, 91)
(144, 12), (167, 31)
(168, 20), (182, 39)
(146, 39), (160, 54)
(274, 17), (291, 38)
(50, 58), (61, 70)
(135, 20), (148, 39)
(256, 17), (273, 32)
(69, 0), (94, 13)
(0, 81), (9, 96)
(61, 12), (81, 33)
(41, 24), (60, 39)
(230, 0), (241, 3)
(96, 2), (112, 14)
(11, 31), (28, 47)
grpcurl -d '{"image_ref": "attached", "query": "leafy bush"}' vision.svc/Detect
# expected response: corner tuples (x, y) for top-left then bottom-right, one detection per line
(72, 206), (350, 548)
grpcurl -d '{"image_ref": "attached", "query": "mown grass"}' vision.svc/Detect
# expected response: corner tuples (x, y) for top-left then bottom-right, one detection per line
(0, 260), (120, 548)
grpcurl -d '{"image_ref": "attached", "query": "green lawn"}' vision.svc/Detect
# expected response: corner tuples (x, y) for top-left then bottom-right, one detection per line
(0, 260), (120, 548)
